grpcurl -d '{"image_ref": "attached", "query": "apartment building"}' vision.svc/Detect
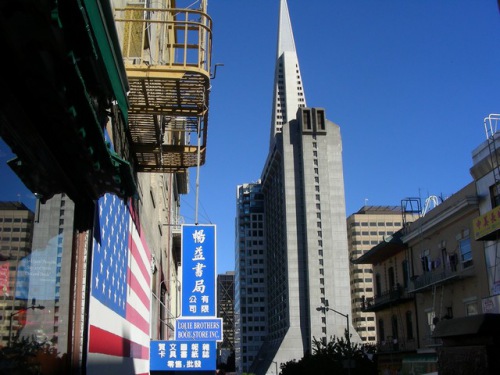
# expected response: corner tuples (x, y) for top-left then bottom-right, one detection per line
(356, 182), (488, 374)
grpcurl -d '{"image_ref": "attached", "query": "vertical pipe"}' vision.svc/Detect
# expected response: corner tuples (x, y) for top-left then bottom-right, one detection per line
(195, 117), (201, 225)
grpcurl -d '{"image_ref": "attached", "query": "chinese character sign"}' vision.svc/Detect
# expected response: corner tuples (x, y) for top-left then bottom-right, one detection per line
(182, 225), (216, 317)
(150, 340), (216, 371)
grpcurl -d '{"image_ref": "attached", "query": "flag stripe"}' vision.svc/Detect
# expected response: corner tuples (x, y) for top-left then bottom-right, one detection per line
(130, 231), (151, 285)
(88, 325), (149, 359)
(125, 300), (149, 335)
(87, 353), (149, 375)
(89, 298), (150, 345)
(129, 267), (150, 311)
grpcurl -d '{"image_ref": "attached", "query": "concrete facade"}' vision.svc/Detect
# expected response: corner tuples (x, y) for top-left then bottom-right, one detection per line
(251, 108), (355, 375)
(236, 2), (355, 374)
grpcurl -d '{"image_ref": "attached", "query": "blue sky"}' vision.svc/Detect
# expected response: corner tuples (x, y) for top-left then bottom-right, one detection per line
(2, 1), (500, 275)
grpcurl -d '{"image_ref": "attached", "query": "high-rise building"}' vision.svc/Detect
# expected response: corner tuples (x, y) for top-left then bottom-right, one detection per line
(0, 201), (34, 347)
(236, 1), (357, 374)
(217, 271), (236, 364)
(347, 206), (409, 344)
(235, 182), (267, 373)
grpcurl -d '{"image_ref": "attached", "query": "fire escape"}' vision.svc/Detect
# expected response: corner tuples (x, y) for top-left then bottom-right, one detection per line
(0, 1), (213, 228)
(114, 3), (212, 193)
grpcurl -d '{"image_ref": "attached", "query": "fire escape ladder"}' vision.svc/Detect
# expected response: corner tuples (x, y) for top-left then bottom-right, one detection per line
(485, 114), (500, 286)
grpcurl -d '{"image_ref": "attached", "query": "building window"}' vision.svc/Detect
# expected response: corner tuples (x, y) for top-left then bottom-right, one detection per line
(465, 301), (478, 316)
(375, 274), (382, 297)
(378, 319), (385, 342)
(459, 237), (473, 268)
(427, 311), (436, 333)
(402, 260), (409, 289)
(421, 249), (430, 272)
(405, 311), (414, 339)
(490, 182), (500, 208)
(391, 315), (398, 340)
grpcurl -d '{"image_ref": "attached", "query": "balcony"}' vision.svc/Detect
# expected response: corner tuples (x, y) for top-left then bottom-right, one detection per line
(409, 262), (475, 292)
(114, 5), (212, 175)
(364, 285), (413, 312)
(377, 336), (418, 353)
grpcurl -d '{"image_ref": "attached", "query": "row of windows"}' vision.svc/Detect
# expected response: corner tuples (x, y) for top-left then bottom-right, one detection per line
(352, 231), (394, 236)
(352, 268), (373, 274)
(240, 306), (265, 314)
(351, 222), (401, 227)
(0, 218), (31, 223)
(0, 237), (30, 242)
(354, 316), (375, 322)
(351, 240), (385, 245)
(352, 278), (373, 284)
(0, 246), (30, 251)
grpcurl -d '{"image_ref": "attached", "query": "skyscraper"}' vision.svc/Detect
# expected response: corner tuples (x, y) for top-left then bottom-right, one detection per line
(235, 182), (267, 373)
(236, 1), (357, 374)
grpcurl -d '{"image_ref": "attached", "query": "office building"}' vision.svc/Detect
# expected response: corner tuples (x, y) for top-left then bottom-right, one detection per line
(217, 271), (236, 365)
(236, 1), (357, 373)
(347, 206), (408, 344)
(0, 202), (34, 347)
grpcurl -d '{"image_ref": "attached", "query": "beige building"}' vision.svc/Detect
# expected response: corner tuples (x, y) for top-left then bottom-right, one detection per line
(404, 182), (487, 349)
(356, 182), (489, 374)
(347, 206), (408, 344)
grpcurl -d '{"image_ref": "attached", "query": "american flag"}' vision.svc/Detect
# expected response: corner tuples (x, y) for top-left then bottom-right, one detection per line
(87, 193), (151, 375)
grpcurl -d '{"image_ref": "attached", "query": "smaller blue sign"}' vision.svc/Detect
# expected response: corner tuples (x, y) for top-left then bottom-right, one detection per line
(150, 340), (216, 372)
(175, 318), (223, 342)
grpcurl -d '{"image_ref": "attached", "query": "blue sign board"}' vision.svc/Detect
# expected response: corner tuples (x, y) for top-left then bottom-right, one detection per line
(150, 340), (216, 372)
(181, 225), (216, 317)
(175, 318), (223, 341)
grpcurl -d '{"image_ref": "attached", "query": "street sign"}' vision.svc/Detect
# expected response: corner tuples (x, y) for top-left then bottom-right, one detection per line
(150, 340), (216, 372)
(175, 318), (223, 342)
(181, 225), (216, 317)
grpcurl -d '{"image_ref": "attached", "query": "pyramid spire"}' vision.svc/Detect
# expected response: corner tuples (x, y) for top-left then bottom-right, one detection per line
(270, 0), (307, 144)
(277, 0), (297, 58)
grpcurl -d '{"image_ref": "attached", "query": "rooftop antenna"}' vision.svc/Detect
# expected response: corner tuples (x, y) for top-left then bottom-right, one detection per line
(422, 195), (441, 216)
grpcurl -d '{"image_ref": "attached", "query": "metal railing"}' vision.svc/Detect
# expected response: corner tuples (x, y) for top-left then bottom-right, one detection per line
(377, 337), (418, 353)
(409, 261), (474, 292)
(364, 285), (413, 311)
(115, 6), (212, 74)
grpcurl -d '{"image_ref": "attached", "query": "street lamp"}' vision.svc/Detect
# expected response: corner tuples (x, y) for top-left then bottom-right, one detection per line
(316, 302), (352, 375)
(272, 360), (278, 375)
(9, 299), (45, 346)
